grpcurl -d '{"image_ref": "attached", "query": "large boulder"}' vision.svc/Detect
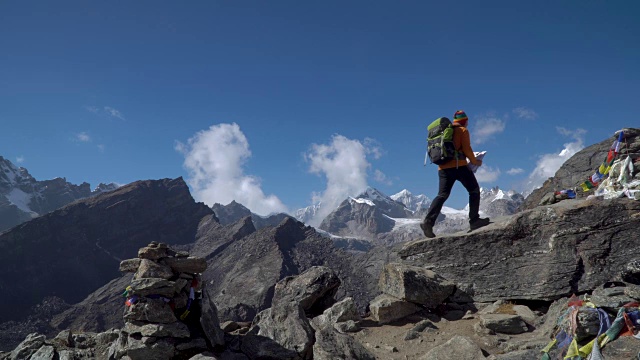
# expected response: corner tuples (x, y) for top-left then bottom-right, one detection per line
(312, 327), (375, 360)
(311, 297), (361, 331)
(378, 263), (455, 307)
(200, 289), (225, 347)
(273, 266), (341, 317)
(400, 197), (640, 302)
(250, 303), (315, 359)
(369, 294), (421, 324)
(419, 335), (485, 360)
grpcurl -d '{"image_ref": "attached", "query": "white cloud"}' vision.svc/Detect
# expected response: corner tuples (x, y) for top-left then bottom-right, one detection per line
(472, 115), (506, 144)
(364, 138), (384, 160)
(76, 132), (91, 142)
(475, 166), (501, 183)
(16, 156), (24, 163)
(507, 168), (524, 175)
(104, 106), (125, 120)
(85, 105), (126, 120)
(305, 135), (372, 226)
(513, 107), (538, 120)
(374, 169), (393, 186)
(525, 127), (587, 189)
(85, 106), (99, 114)
(176, 123), (288, 216)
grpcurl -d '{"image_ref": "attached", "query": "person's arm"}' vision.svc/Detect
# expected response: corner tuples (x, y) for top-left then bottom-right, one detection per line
(460, 128), (480, 166)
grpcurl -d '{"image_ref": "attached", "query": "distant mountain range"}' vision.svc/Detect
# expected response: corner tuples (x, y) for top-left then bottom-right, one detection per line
(209, 186), (525, 246)
(0, 156), (118, 233)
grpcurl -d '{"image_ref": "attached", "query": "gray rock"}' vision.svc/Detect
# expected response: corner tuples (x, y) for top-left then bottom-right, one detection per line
(378, 263), (455, 307)
(601, 336), (640, 360)
(123, 321), (190, 338)
(120, 259), (142, 273)
(624, 283), (640, 299)
(493, 349), (540, 360)
(10, 333), (45, 360)
(134, 259), (174, 280)
(95, 329), (120, 346)
(162, 257), (207, 274)
(128, 278), (176, 298)
(220, 321), (241, 333)
(311, 297), (360, 331)
(400, 197), (640, 302)
(125, 336), (175, 360)
(138, 244), (168, 260)
(512, 305), (537, 324)
(369, 294), (421, 324)
(621, 258), (640, 284)
(200, 288), (225, 347)
(175, 338), (208, 351)
(575, 309), (603, 341)
(411, 319), (438, 333)
(480, 314), (528, 334)
(333, 320), (360, 333)
(404, 330), (420, 340)
(123, 298), (177, 324)
(273, 266), (341, 316)
(590, 286), (635, 310)
(29, 345), (55, 360)
(312, 327), (375, 360)
(173, 278), (190, 294)
(239, 334), (300, 360)
(419, 335), (485, 360)
(252, 301), (315, 358)
(188, 353), (216, 360)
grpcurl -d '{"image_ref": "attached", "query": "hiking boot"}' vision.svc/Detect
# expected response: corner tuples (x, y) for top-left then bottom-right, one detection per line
(420, 222), (436, 238)
(469, 217), (490, 231)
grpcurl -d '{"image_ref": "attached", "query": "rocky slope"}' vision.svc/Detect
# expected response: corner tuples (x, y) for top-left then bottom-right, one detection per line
(520, 127), (640, 210)
(0, 156), (118, 233)
(211, 200), (290, 229)
(0, 177), (212, 324)
(400, 196), (640, 302)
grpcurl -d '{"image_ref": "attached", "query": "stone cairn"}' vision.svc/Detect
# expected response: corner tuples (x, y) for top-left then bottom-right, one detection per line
(110, 241), (209, 360)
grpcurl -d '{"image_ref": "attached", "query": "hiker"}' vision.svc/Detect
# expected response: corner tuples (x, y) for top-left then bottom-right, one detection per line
(420, 110), (490, 238)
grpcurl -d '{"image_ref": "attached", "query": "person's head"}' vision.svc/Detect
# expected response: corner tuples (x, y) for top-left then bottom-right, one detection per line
(453, 110), (468, 127)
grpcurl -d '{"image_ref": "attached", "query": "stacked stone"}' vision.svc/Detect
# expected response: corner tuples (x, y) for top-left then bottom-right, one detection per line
(109, 242), (208, 360)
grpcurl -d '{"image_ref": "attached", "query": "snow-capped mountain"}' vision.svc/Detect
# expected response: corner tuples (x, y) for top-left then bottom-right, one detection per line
(474, 186), (525, 217)
(390, 189), (432, 213)
(294, 202), (322, 225)
(353, 187), (412, 218)
(304, 185), (526, 245)
(0, 156), (118, 233)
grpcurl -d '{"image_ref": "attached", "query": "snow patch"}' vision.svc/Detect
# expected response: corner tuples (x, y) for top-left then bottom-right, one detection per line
(384, 215), (421, 231)
(350, 197), (375, 207)
(6, 188), (37, 215)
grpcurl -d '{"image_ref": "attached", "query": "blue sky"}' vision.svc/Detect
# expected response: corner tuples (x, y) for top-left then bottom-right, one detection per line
(1, 1), (638, 220)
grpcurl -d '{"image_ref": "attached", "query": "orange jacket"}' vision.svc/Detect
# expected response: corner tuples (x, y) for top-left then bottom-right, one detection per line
(438, 125), (479, 170)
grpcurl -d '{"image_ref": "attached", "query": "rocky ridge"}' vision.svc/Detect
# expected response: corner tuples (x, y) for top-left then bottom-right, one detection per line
(0, 156), (118, 233)
(0, 177), (212, 324)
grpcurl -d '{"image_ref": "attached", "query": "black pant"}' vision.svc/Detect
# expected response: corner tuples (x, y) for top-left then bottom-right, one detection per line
(423, 165), (481, 226)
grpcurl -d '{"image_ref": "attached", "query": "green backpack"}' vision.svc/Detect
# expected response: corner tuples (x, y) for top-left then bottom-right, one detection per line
(425, 117), (459, 165)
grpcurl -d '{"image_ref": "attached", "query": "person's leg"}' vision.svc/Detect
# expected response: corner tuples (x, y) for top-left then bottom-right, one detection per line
(457, 166), (481, 223)
(423, 169), (456, 226)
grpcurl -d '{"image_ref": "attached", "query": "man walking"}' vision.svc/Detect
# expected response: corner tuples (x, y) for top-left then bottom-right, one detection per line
(420, 110), (490, 238)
